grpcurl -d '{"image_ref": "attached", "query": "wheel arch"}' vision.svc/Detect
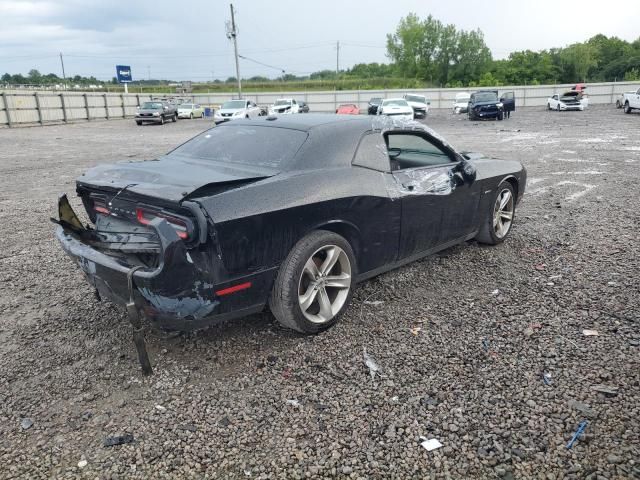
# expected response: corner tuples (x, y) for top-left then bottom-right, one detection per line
(308, 220), (362, 271)
(501, 175), (519, 200)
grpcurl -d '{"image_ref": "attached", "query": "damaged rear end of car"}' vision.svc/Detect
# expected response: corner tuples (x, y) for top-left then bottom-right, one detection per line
(53, 126), (299, 331)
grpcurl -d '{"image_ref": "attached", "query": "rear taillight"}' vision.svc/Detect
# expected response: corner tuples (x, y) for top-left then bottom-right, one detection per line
(93, 199), (110, 215)
(136, 207), (189, 240)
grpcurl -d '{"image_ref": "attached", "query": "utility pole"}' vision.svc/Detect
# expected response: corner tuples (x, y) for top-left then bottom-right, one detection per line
(336, 41), (340, 78)
(147, 65), (151, 81)
(59, 52), (66, 88)
(228, 4), (242, 98)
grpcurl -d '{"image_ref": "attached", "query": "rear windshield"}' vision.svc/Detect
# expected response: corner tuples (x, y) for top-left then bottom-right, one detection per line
(169, 125), (307, 168)
(181, 104), (193, 108)
(275, 99), (292, 106)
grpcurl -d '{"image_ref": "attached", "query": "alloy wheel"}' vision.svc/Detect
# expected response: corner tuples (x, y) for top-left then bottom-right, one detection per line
(298, 245), (352, 324)
(493, 188), (514, 239)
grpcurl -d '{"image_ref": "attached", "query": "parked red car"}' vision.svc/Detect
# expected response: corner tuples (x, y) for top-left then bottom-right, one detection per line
(336, 104), (360, 115)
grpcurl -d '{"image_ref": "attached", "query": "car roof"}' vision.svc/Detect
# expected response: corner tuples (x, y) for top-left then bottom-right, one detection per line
(223, 114), (380, 132)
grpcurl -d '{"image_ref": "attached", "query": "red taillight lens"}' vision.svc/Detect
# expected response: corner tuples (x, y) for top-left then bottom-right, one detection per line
(136, 207), (189, 240)
(93, 199), (110, 215)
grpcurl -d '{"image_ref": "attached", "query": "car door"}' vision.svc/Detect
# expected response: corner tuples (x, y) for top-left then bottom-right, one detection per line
(550, 95), (559, 108)
(634, 88), (640, 108)
(500, 91), (515, 112)
(386, 131), (478, 259)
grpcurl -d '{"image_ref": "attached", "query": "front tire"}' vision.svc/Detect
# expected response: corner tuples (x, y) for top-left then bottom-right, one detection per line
(547, 103), (551, 110)
(476, 182), (516, 245)
(270, 230), (356, 334)
(172, 113), (177, 122)
(624, 102), (631, 114)
(190, 113), (193, 119)
(159, 115), (165, 125)
(557, 104), (561, 112)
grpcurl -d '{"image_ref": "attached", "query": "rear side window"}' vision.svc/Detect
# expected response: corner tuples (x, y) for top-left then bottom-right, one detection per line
(169, 126), (307, 168)
(353, 133), (389, 171)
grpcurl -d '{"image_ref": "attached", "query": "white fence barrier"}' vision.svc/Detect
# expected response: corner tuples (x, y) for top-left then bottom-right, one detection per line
(1, 81), (638, 127)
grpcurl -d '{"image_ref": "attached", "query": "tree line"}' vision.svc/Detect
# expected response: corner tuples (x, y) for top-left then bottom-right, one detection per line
(383, 13), (640, 87)
(3, 13), (640, 89)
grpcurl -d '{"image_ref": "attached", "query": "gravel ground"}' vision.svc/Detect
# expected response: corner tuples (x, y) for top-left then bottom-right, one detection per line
(0, 107), (638, 479)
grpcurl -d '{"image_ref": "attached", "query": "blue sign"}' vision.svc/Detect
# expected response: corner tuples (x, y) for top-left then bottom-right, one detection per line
(116, 65), (132, 83)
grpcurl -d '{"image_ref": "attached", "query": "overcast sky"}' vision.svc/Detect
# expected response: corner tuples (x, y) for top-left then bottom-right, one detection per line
(1, 0), (639, 82)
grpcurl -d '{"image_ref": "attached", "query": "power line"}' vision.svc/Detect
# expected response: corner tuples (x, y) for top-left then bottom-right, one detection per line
(238, 55), (285, 73)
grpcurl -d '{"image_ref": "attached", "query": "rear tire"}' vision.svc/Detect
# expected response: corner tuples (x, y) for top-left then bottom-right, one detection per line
(270, 230), (356, 334)
(475, 182), (516, 245)
(159, 115), (165, 125)
(190, 113), (193, 119)
(547, 103), (551, 110)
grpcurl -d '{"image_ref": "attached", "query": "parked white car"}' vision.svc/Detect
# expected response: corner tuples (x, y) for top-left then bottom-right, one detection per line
(177, 103), (205, 119)
(269, 99), (300, 115)
(214, 99), (262, 124)
(453, 92), (471, 114)
(402, 94), (429, 119)
(616, 92), (636, 108)
(377, 98), (414, 120)
(622, 88), (640, 113)
(547, 91), (585, 111)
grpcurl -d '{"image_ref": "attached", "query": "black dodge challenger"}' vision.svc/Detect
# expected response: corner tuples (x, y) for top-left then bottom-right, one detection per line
(55, 114), (526, 333)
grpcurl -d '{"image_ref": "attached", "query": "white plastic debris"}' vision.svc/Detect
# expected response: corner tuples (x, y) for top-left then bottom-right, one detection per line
(490, 289), (500, 296)
(420, 437), (443, 451)
(155, 405), (167, 412)
(286, 399), (301, 407)
(363, 300), (384, 306)
(410, 326), (422, 336)
(78, 459), (88, 469)
(20, 418), (33, 430)
(582, 329), (599, 336)
(363, 347), (381, 379)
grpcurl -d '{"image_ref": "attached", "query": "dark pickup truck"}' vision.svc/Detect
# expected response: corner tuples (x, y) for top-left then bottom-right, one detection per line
(468, 90), (515, 120)
(135, 101), (178, 125)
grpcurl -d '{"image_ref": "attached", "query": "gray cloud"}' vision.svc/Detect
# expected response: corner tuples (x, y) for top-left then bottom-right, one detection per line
(1, 0), (638, 80)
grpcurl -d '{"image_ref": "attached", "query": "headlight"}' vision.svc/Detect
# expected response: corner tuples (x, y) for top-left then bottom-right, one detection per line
(233, 111), (244, 116)
(153, 112), (160, 116)
(497, 102), (503, 108)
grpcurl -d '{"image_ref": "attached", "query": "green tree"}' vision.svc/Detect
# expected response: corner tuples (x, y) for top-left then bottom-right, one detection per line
(387, 13), (492, 86)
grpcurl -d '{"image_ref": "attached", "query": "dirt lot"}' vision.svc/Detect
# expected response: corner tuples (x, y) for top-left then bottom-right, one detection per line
(0, 107), (638, 479)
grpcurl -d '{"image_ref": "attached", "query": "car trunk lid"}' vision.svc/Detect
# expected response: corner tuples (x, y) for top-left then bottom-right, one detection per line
(77, 155), (277, 202)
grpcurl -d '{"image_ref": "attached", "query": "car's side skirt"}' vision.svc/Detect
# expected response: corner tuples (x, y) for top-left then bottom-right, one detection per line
(355, 231), (478, 283)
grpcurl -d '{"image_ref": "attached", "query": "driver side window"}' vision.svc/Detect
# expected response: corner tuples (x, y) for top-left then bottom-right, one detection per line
(385, 133), (455, 170)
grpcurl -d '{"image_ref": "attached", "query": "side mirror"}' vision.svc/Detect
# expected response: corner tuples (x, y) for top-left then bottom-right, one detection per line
(456, 159), (477, 182)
